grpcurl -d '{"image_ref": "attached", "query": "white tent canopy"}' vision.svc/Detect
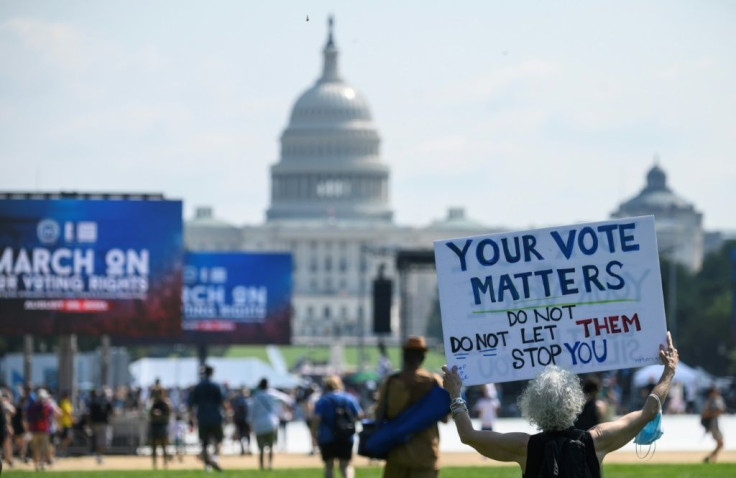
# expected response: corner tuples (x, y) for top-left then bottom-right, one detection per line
(632, 361), (714, 392)
(129, 357), (305, 390)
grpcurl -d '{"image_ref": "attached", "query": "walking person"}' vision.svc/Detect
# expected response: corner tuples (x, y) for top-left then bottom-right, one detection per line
(148, 388), (171, 469)
(230, 387), (252, 455)
(1, 389), (15, 469)
(249, 378), (290, 470)
(374, 335), (447, 478)
(312, 375), (363, 478)
(573, 376), (608, 430)
(473, 384), (500, 431)
(26, 389), (56, 472)
(187, 364), (225, 472)
(304, 383), (321, 456)
(87, 388), (113, 465)
(702, 385), (726, 463)
(665, 381), (686, 414)
(442, 331), (679, 477)
(11, 395), (28, 465)
(57, 391), (74, 458)
(277, 393), (294, 452)
(169, 412), (187, 463)
(44, 391), (61, 467)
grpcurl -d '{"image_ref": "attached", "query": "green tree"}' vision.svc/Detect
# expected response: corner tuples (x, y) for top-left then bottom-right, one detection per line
(668, 240), (736, 376)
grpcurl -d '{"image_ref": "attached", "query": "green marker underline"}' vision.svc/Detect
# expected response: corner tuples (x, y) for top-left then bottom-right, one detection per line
(473, 298), (639, 315)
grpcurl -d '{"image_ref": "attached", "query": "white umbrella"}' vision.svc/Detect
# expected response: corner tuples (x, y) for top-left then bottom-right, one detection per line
(632, 361), (713, 392)
(129, 357), (305, 389)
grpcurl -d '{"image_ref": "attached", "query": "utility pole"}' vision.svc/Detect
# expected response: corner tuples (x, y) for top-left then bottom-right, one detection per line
(58, 334), (78, 408)
(23, 334), (33, 386)
(100, 334), (110, 388)
(667, 258), (677, 341)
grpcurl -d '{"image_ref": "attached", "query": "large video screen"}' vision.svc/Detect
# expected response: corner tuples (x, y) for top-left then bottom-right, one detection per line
(182, 252), (292, 344)
(0, 198), (183, 337)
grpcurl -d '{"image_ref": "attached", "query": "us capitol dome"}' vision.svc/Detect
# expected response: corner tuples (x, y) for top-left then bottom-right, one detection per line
(183, 18), (497, 344)
(267, 17), (392, 223)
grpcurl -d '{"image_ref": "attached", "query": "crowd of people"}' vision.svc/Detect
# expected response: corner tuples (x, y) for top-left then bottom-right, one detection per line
(0, 334), (731, 475)
(0, 383), (117, 471)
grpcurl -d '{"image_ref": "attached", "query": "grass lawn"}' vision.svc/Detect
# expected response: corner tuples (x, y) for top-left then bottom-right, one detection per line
(225, 344), (449, 374)
(3, 464), (735, 477)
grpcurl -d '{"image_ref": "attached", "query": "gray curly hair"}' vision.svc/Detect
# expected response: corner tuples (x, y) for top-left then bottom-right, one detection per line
(518, 365), (585, 431)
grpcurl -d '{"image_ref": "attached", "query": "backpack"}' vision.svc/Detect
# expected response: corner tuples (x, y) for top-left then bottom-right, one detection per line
(537, 430), (594, 478)
(330, 395), (356, 441)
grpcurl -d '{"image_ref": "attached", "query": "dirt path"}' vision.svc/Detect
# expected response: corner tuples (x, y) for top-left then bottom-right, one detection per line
(9, 450), (734, 472)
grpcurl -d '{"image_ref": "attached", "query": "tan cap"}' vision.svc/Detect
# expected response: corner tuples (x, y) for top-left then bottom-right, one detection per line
(402, 335), (428, 351)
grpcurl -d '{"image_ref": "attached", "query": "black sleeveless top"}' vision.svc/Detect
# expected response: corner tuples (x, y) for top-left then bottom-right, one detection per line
(524, 428), (601, 478)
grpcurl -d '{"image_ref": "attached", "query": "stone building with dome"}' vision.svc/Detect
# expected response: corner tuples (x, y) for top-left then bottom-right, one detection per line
(611, 160), (704, 272)
(185, 18), (495, 346)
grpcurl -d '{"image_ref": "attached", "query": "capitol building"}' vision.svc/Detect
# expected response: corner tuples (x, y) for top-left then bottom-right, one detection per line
(185, 19), (495, 346)
(185, 18), (712, 345)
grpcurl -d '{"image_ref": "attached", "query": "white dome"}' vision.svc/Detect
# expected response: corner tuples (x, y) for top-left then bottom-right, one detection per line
(289, 82), (373, 128)
(286, 17), (374, 131)
(618, 163), (693, 212)
(267, 16), (392, 223)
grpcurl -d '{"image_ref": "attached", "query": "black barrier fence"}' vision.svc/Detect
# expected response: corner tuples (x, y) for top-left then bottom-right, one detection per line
(67, 411), (147, 456)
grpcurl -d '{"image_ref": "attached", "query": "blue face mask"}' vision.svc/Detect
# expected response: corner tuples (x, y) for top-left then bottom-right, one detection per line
(634, 411), (663, 445)
(635, 395), (663, 459)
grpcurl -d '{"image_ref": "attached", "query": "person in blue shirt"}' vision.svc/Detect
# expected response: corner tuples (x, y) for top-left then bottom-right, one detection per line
(187, 364), (224, 472)
(312, 375), (363, 478)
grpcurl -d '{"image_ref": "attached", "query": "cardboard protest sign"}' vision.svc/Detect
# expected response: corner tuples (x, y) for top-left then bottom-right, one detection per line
(433, 216), (667, 385)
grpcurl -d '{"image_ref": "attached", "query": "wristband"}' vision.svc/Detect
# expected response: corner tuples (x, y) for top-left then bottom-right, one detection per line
(450, 397), (466, 409)
(648, 393), (662, 412)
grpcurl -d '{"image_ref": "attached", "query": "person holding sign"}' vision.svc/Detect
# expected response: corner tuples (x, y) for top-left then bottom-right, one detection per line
(442, 332), (679, 477)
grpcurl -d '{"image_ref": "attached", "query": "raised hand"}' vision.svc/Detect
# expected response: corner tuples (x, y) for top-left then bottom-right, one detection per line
(658, 331), (678, 371)
(442, 365), (462, 399)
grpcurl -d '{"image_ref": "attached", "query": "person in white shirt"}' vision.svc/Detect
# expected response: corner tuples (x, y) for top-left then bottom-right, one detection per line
(168, 412), (187, 463)
(473, 384), (500, 431)
(248, 378), (293, 470)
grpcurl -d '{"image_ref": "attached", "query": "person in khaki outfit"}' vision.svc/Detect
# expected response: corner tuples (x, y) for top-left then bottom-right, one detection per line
(376, 336), (447, 478)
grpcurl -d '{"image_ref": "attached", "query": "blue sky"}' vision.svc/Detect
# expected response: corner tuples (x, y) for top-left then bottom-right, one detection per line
(1, 1), (734, 231)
